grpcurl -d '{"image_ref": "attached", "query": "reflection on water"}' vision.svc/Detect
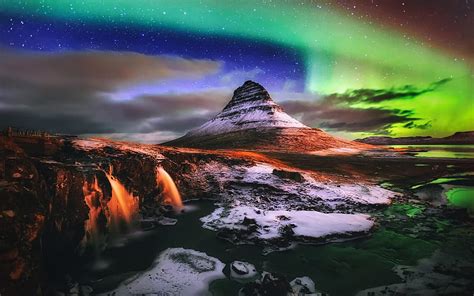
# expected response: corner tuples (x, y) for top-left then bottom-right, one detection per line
(446, 187), (474, 215)
(389, 144), (474, 158)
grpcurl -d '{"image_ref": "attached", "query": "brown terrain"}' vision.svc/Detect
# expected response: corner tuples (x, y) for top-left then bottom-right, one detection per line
(2, 132), (474, 294)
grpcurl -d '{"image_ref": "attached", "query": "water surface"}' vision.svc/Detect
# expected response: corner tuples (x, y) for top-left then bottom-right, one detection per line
(388, 144), (474, 158)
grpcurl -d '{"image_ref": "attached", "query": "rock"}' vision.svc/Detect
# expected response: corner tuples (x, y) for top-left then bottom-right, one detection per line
(239, 272), (292, 296)
(2, 210), (15, 218)
(79, 285), (93, 296)
(272, 169), (304, 182)
(242, 217), (257, 225)
(290, 276), (316, 295)
(230, 261), (259, 283)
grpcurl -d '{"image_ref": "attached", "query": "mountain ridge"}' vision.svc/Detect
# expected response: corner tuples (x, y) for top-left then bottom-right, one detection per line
(164, 81), (368, 151)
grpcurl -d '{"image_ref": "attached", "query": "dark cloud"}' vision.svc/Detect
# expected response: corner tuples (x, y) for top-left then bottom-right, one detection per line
(281, 79), (449, 134)
(0, 49), (224, 141)
(0, 50), (221, 92)
(323, 78), (451, 104)
(282, 100), (419, 133)
(0, 48), (451, 140)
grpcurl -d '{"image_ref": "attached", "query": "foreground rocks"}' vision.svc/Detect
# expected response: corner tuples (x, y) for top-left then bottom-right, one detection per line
(1, 135), (397, 294)
(0, 136), (166, 295)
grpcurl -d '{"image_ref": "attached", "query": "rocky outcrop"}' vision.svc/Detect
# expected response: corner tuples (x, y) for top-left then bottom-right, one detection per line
(0, 134), (395, 295)
(164, 81), (369, 152)
(0, 136), (168, 295)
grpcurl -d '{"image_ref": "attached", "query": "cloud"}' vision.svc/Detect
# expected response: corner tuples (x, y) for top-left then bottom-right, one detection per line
(323, 78), (451, 105)
(281, 100), (419, 133)
(280, 79), (450, 134)
(0, 49), (225, 141)
(0, 49), (451, 141)
(0, 50), (221, 92)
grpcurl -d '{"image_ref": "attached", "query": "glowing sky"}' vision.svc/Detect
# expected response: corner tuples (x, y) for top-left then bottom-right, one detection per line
(0, 0), (472, 141)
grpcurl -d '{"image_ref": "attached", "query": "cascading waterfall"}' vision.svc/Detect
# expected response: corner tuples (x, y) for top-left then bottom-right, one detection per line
(82, 166), (181, 247)
(156, 167), (183, 211)
(105, 167), (139, 231)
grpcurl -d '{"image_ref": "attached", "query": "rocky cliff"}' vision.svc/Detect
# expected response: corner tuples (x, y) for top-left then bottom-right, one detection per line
(0, 136), (172, 295)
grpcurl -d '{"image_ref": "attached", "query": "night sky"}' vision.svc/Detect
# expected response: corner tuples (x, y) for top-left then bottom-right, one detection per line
(0, 0), (472, 143)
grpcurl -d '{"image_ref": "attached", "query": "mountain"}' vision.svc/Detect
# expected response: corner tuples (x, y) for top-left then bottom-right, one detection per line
(164, 80), (368, 151)
(357, 131), (474, 145)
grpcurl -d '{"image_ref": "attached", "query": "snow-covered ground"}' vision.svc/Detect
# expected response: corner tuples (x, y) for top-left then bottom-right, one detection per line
(73, 138), (165, 160)
(186, 159), (396, 245)
(100, 248), (225, 296)
(201, 206), (374, 241)
(194, 161), (394, 211)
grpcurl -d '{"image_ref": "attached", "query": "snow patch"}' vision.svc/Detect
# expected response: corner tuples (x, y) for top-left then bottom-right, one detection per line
(230, 261), (259, 283)
(100, 248), (225, 296)
(201, 206), (374, 241)
(73, 138), (165, 160)
(290, 276), (317, 294)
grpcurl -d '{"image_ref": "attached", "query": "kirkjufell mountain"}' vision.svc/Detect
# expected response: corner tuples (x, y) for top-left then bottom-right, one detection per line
(164, 80), (368, 151)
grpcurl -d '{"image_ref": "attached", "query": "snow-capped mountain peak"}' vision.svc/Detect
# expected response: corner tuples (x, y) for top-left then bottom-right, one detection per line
(187, 80), (309, 137)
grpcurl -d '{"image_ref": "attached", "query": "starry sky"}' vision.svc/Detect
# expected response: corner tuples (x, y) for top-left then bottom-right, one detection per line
(0, 0), (473, 143)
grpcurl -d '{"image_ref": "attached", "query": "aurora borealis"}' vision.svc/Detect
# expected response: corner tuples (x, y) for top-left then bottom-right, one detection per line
(0, 0), (472, 142)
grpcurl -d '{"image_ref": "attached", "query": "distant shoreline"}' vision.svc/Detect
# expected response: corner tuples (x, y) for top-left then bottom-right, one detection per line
(356, 131), (474, 145)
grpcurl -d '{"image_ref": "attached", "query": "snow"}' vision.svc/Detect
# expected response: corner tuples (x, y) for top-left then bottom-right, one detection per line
(230, 261), (259, 282)
(201, 206), (374, 240)
(72, 138), (165, 160)
(187, 96), (308, 137)
(100, 248), (225, 296)
(73, 139), (107, 151)
(203, 162), (394, 208)
(185, 159), (394, 244)
(290, 276), (317, 294)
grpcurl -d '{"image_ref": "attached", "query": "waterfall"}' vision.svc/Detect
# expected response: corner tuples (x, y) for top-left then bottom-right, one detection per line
(105, 168), (139, 231)
(156, 167), (183, 211)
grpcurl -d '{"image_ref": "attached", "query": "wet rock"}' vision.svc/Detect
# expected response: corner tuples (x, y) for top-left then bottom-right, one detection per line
(290, 276), (316, 295)
(239, 272), (292, 296)
(0, 136), (167, 295)
(272, 169), (304, 182)
(243, 217), (257, 225)
(230, 261), (259, 283)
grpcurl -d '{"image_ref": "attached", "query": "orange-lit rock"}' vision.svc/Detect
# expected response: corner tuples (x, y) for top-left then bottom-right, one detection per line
(82, 176), (104, 246)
